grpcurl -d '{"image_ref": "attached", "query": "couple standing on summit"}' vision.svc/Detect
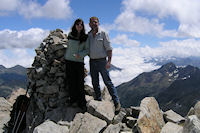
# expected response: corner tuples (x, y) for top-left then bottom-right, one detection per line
(64, 16), (121, 113)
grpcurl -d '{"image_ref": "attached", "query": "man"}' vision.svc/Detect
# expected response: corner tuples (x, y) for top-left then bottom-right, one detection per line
(88, 16), (121, 113)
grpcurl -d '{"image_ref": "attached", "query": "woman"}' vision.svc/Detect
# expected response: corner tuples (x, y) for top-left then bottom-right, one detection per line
(65, 18), (88, 110)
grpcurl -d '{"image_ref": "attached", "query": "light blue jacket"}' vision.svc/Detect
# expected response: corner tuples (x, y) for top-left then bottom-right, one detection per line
(64, 34), (89, 62)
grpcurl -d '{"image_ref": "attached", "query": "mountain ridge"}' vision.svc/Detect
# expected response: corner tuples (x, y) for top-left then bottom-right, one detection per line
(117, 62), (200, 116)
(0, 65), (27, 98)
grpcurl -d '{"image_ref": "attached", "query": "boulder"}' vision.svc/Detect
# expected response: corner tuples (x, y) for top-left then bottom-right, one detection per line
(84, 85), (95, 98)
(87, 100), (115, 123)
(7, 88), (27, 104)
(194, 101), (200, 119)
(103, 123), (122, 133)
(187, 107), (195, 117)
(137, 97), (165, 133)
(164, 110), (185, 124)
(0, 97), (12, 133)
(113, 110), (126, 124)
(103, 123), (131, 133)
(102, 87), (112, 101)
(69, 112), (106, 133)
(183, 115), (200, 133)
(33, 120), (69, 133)
(44, 106), (83, 122)
(0, 97), (12, 112)
(161, 122), (183, 133)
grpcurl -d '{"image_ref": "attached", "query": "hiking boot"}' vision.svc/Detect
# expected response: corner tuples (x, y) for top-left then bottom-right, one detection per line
(114, 102), (121, 114)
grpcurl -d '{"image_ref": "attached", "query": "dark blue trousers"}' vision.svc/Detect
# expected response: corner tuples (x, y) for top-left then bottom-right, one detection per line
(90, 58), (119, 105)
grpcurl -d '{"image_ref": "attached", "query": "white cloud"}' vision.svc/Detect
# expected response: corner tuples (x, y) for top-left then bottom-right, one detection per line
(85, 47), (159, 88)
(159, 39), (200, 57)
(0, 0), (19, 11)
(0, 0), (20, 16)
(0, 28), (49, 49)
(0, 0), (73, 19)
(19, 0), (72, 19)
(86, 38), (200, 87)
(115, 0), (200, 38)
(110, 38), (200, 85)
(111, 34), (140, 47)
(135, 39), (200, 58)
(115, 11), (162, 34)
(0, 48), (35, 68)
(111, 47), (159, 86)
(115, 10), (178, 38)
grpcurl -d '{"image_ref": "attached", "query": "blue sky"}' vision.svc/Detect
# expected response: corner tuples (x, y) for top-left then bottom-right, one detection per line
(1, 0), (200, 85)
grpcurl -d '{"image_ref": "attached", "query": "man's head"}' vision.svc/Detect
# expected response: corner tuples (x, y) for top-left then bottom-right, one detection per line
(89, 16), (99, 31)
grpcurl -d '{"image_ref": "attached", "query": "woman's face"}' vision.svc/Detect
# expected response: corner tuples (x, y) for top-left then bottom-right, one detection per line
(76, 21), (83, 33)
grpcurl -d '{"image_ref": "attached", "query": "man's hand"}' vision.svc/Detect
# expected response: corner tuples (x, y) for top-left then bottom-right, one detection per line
(106, 61), (111, 69)
(106, 50), (112, 69)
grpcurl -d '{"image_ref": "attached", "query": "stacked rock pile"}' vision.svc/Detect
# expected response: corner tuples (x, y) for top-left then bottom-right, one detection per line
(25, 29), (69, 132)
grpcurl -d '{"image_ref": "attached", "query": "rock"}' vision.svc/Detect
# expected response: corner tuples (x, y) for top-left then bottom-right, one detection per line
(137, 97), (165, 133)
(103, 123), (131, 133)
(161, 122), (183, 133)
(194, 101), (200, 119)
(102, 87), (112, 101)
(84, 86), (112, 101)
(0, 97), (12, 112)
(44, 106), (83, 122)
(187, 107), (195, 117)
(7, 88), (27, 104)
(33, 120), (69, 133)
(164, 110), (185, 124)
(113, 110), (126, 124)
(85, 95), (94, 102)
(124, 108), (132, 116)
(183, 115), (200, 133)
(69, 112), (106, 133)
(87, 100), (115, 124)
(131, 106), (140, 118)
(0, 97), (12, 133)
(103, 123), (121, 133)
(126, 116), (137, 128)
(84, 85), (95, 97)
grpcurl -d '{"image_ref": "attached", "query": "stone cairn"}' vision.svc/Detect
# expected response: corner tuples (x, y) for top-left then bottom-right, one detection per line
(25, 29), (70, 132)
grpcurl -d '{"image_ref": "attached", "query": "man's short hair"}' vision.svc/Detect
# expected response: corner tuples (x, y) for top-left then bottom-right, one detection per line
(90, 16), (99, 23)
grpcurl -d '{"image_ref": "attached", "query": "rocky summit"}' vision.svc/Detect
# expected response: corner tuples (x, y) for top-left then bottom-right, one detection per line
(1, 29), (200, 133)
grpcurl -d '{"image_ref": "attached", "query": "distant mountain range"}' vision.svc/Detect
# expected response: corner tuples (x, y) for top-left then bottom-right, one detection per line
(1, 58), (200, 116)
(146, 56), (200, 68)
(0, 65), (27, 98)
(117, 62), (200, 116)
(0, 63), (121, 98)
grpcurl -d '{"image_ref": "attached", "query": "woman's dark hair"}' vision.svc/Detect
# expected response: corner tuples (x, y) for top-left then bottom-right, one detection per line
(70, 18), (87, 43)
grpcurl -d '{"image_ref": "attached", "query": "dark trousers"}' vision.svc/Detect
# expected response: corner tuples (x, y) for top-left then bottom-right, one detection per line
(90, 58), (119, 105)
(65, 60), (86, 107)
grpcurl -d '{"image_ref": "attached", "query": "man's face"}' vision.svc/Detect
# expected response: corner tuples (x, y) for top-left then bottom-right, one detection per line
(89, 18), (99, 30)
